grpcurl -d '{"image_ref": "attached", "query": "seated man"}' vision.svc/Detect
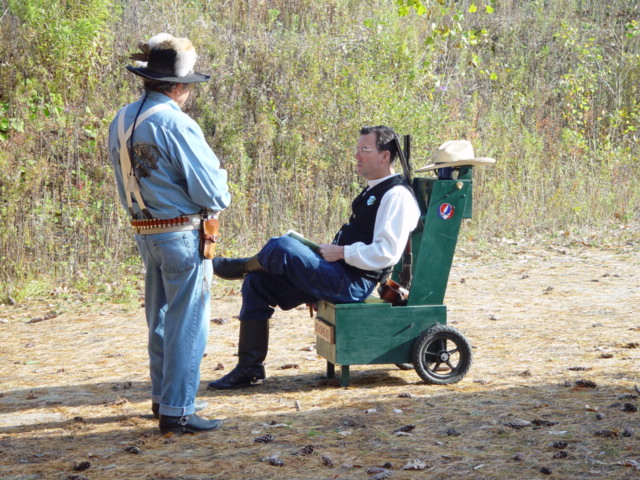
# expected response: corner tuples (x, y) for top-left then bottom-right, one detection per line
(208, 125), (421, 390)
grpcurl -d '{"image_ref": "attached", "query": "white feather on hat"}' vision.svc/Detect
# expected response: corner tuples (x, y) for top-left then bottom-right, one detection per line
(127, 33), (209, 84)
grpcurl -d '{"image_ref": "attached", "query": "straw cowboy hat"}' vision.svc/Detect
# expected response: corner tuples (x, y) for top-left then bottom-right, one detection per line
(127, 33), (210, 83)
(415, 140), (495, 173)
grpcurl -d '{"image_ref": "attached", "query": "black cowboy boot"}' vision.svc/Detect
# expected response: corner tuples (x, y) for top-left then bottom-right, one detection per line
(212, 255), (265, 280)
(159, 413), (223, 434)
(207, 320), (269, 390)
(152, 398), (208, 420)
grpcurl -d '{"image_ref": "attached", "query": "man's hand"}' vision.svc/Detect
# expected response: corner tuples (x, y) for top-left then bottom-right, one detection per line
(318, 244), (345, 262)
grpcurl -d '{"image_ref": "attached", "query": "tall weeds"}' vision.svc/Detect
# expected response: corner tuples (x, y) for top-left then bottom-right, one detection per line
(0, 0), (638, 300)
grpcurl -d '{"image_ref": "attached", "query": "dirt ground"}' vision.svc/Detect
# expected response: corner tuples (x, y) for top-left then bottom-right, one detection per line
(1, 238), (639, 480)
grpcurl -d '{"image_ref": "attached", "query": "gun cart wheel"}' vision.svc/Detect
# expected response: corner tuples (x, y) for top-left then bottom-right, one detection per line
(412, 324), (472, 385)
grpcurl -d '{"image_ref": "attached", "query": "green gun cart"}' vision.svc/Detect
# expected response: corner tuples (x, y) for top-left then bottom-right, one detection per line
(315, 163), (479, 387)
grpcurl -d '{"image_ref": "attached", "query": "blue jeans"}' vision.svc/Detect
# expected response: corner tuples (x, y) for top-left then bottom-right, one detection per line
(239, 236), (376, 322)
(135, 230), (211, 417)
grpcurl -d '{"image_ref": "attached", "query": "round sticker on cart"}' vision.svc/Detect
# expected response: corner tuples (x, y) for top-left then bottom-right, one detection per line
(438, 203), (455, 220)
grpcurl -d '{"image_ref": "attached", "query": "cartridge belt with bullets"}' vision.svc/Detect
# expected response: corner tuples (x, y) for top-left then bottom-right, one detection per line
(130, 214), (203, 235)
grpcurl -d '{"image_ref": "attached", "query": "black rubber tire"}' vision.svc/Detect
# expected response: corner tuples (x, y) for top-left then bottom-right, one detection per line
(412, 324), (472, 385)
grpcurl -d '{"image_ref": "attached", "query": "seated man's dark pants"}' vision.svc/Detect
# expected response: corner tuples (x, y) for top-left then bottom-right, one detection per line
(208, 236), (376, 389)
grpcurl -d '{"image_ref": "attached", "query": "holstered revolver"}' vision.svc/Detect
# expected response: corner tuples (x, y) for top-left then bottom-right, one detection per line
(200, 216), (219, 259)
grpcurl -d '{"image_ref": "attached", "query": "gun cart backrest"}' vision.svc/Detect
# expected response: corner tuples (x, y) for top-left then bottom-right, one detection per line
(394, 166), (474, 306)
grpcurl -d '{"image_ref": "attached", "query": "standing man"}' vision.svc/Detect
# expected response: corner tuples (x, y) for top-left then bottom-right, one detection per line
(108, 33), (230, 433)
(208, 125), (421, 390)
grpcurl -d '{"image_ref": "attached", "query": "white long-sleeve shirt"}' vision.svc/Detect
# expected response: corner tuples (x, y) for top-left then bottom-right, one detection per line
(343, 174), (421, 271)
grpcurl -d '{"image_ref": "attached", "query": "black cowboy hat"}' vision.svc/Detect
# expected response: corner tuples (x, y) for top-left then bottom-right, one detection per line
(127, 33), (210, 84)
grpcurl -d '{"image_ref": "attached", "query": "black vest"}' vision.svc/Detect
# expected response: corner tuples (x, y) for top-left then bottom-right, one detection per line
(333, 174), (407, 281)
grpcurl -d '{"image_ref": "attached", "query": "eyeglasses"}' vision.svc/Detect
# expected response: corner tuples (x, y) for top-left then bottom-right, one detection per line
(353, 147), (378, 155)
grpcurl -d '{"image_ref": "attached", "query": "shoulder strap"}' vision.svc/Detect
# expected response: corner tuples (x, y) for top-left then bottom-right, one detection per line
(117, 103), (170, 217)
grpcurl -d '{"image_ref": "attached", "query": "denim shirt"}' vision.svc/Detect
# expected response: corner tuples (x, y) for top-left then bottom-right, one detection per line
(108, 91), (231, 219)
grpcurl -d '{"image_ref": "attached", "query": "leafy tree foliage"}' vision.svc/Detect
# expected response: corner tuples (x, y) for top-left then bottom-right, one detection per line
(0, 0), (638, 300)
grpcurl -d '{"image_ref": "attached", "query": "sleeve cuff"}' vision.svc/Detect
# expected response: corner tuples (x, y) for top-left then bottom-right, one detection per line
(342, 244), (353, 265)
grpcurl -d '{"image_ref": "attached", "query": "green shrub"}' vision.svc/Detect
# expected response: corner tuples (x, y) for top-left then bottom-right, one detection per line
(0, 0), (638, 300)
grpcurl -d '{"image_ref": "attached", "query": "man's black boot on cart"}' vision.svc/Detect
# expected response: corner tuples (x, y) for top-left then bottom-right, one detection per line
(208, 320), (268, 390)
(159, 414), (223, 434)
(212, 255), (265, 280)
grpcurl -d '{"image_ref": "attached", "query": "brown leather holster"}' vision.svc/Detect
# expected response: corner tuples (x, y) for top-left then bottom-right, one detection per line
(377, 279), (409, 306)
(200, 217), (219, 259)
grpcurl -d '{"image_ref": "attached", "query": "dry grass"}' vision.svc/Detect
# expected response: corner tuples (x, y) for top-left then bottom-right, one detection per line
(1, 241), (639, 480)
